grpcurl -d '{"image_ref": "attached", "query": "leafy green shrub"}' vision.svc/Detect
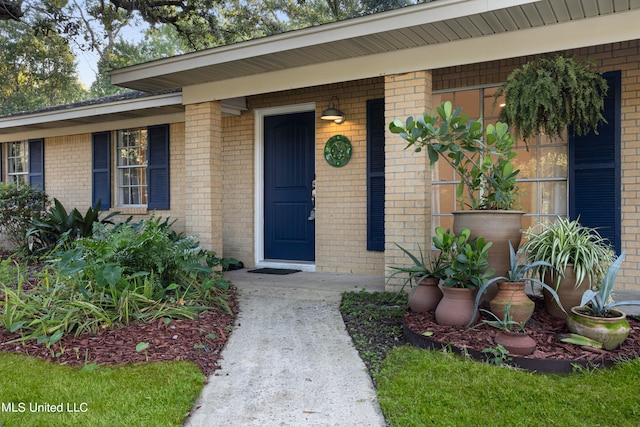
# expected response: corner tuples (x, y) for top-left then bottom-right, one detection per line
(0, 182), (49, 250)
(2, 216), (235, 344)
(26, 198), (119, 254)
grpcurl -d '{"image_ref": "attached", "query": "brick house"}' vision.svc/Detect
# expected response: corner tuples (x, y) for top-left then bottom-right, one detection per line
(1, 0), (640, 290)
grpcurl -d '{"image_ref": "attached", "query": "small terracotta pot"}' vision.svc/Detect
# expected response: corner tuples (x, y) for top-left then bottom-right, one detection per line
(489, 281), (535, 324)
(435, 286), (479, 326)
(409, 277), (442, 313)
(494, 331), (536, 356)
(566, 307), (630, 350)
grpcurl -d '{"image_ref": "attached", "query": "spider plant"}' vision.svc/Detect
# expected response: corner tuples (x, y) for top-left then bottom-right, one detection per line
(522, 216), (615, 289)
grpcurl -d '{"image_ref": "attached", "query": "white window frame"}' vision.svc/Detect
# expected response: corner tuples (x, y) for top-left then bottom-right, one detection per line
(115, 129), (148, 208)
(6, 141), (29, 185)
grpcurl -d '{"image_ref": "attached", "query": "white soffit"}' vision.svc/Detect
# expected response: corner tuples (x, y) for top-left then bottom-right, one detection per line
(183, 8), (640, 103)
(111, 0), (640, 94)
(110, 0), (540, 92)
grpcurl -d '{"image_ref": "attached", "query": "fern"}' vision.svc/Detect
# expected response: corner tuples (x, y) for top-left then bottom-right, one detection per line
(495, 56), (608, 141)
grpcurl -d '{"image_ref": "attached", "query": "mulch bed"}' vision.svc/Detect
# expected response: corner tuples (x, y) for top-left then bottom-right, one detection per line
(404, 297), (640, 364)
(0, 292), (238, 377)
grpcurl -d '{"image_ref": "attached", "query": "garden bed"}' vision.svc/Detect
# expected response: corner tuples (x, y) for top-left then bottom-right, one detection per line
(0, 291), (237, 377)
(403, 297), (640, 373)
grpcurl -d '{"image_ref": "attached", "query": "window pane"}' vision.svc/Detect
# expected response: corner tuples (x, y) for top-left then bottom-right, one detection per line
(540, 181), (567, 215)
(454, 90), (480, 119)
(432, 215), (454, 236)
(539, 147), (568, 178)
(513, 146), (537, 179)
(484, 86), (504, 120)
(433, 183), (457, 214)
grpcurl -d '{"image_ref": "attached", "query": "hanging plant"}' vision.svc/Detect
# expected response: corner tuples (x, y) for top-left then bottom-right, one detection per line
(494, 56), (608, 141)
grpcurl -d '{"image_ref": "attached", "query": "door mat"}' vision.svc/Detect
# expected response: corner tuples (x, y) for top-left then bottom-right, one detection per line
(247, 268), (302, 275)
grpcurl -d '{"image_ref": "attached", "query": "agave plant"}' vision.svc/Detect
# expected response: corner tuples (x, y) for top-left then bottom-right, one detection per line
(579, 251), (640, 317)
(468, 242), (565, 327)
(479, 306), (526, 333)
(387, 242), (449, 291)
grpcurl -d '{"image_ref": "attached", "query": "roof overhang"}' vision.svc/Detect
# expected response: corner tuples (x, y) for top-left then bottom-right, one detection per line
(110, 0), (640, 99)
(0, 92), (247, 141)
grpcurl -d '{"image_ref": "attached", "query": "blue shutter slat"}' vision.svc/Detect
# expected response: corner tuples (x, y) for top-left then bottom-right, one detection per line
(367, 99), (385, 251)
(28, 139), (44, 190)
(92, 132), (111, 210)
(147, 124), (170, 210)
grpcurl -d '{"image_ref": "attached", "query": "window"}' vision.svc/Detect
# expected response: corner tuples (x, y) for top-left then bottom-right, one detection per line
(116, 129), (148, 206)
(431, 87), (568, 234)
(92, 124), (169, 211)
(3, 139), (44, 188)
(6, 141), (28, 185)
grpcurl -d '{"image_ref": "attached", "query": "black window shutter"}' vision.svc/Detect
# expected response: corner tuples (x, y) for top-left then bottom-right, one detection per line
(570, 71), (621, 253)
(367, 99), (385, 251)
(28, 139), (44, 190)
(92, 132), (111, 210)
(147, 124), (170, 210)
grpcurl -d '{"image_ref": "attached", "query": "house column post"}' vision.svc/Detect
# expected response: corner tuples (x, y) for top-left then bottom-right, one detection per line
(384, 71), (433, 292)
(184, 101), (223, 254)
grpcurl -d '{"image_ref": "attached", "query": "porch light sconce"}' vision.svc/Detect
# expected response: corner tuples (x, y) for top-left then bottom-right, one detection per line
(321, 96), (346, 124)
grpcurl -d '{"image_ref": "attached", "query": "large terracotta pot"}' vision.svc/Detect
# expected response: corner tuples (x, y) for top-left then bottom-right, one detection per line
(494, 331), (536, 356)
(566, 307), (630, 350)
(409, 277), (442, 313)
(435, 286), (479, 326)
(489, 281), (535, 324)
(543, 265), (588, 319)
(453, 210), (524, 301)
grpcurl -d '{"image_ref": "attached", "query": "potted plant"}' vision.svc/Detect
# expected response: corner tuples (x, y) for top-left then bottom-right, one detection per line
(388, 234), (452, 312)
(567, 251), (640, 350)
(522, 216), (615, 318)
(479, 306), (536, 356)
(470, 242), (565, 325)
(494, 55), (608, 142)
(434, 227), (494, 326)
(389, 101), (524, 279)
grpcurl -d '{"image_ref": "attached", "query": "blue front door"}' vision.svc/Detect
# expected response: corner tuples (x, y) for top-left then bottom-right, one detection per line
(264, 111), (316, 261)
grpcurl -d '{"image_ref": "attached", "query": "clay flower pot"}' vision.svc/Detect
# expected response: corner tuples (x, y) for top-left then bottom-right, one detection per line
(489, 281), (535, 324)
(435, 286), (479, 326)
(409, 277), (442, 313)
(543, 265), (588, 319)
(567, 307), (630, 350)
(494, 331), (536, 356)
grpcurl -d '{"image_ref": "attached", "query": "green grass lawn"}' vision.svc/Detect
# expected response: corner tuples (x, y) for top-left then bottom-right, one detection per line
(377, 346), (640, 427)
(0, 353), (205, 427)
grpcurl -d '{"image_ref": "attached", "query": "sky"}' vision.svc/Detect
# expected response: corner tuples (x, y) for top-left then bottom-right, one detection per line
(73, 23), (147, 89)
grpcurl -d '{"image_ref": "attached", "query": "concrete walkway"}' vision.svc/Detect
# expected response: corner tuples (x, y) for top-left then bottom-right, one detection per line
(184, 270), (387, 427)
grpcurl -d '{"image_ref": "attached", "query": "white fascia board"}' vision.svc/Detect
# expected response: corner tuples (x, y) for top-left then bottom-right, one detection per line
(0, 92), (183, 131)
(183, 9), (640, 103)
(110, 0), (537, 86)
(0, 112), (185, 143)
